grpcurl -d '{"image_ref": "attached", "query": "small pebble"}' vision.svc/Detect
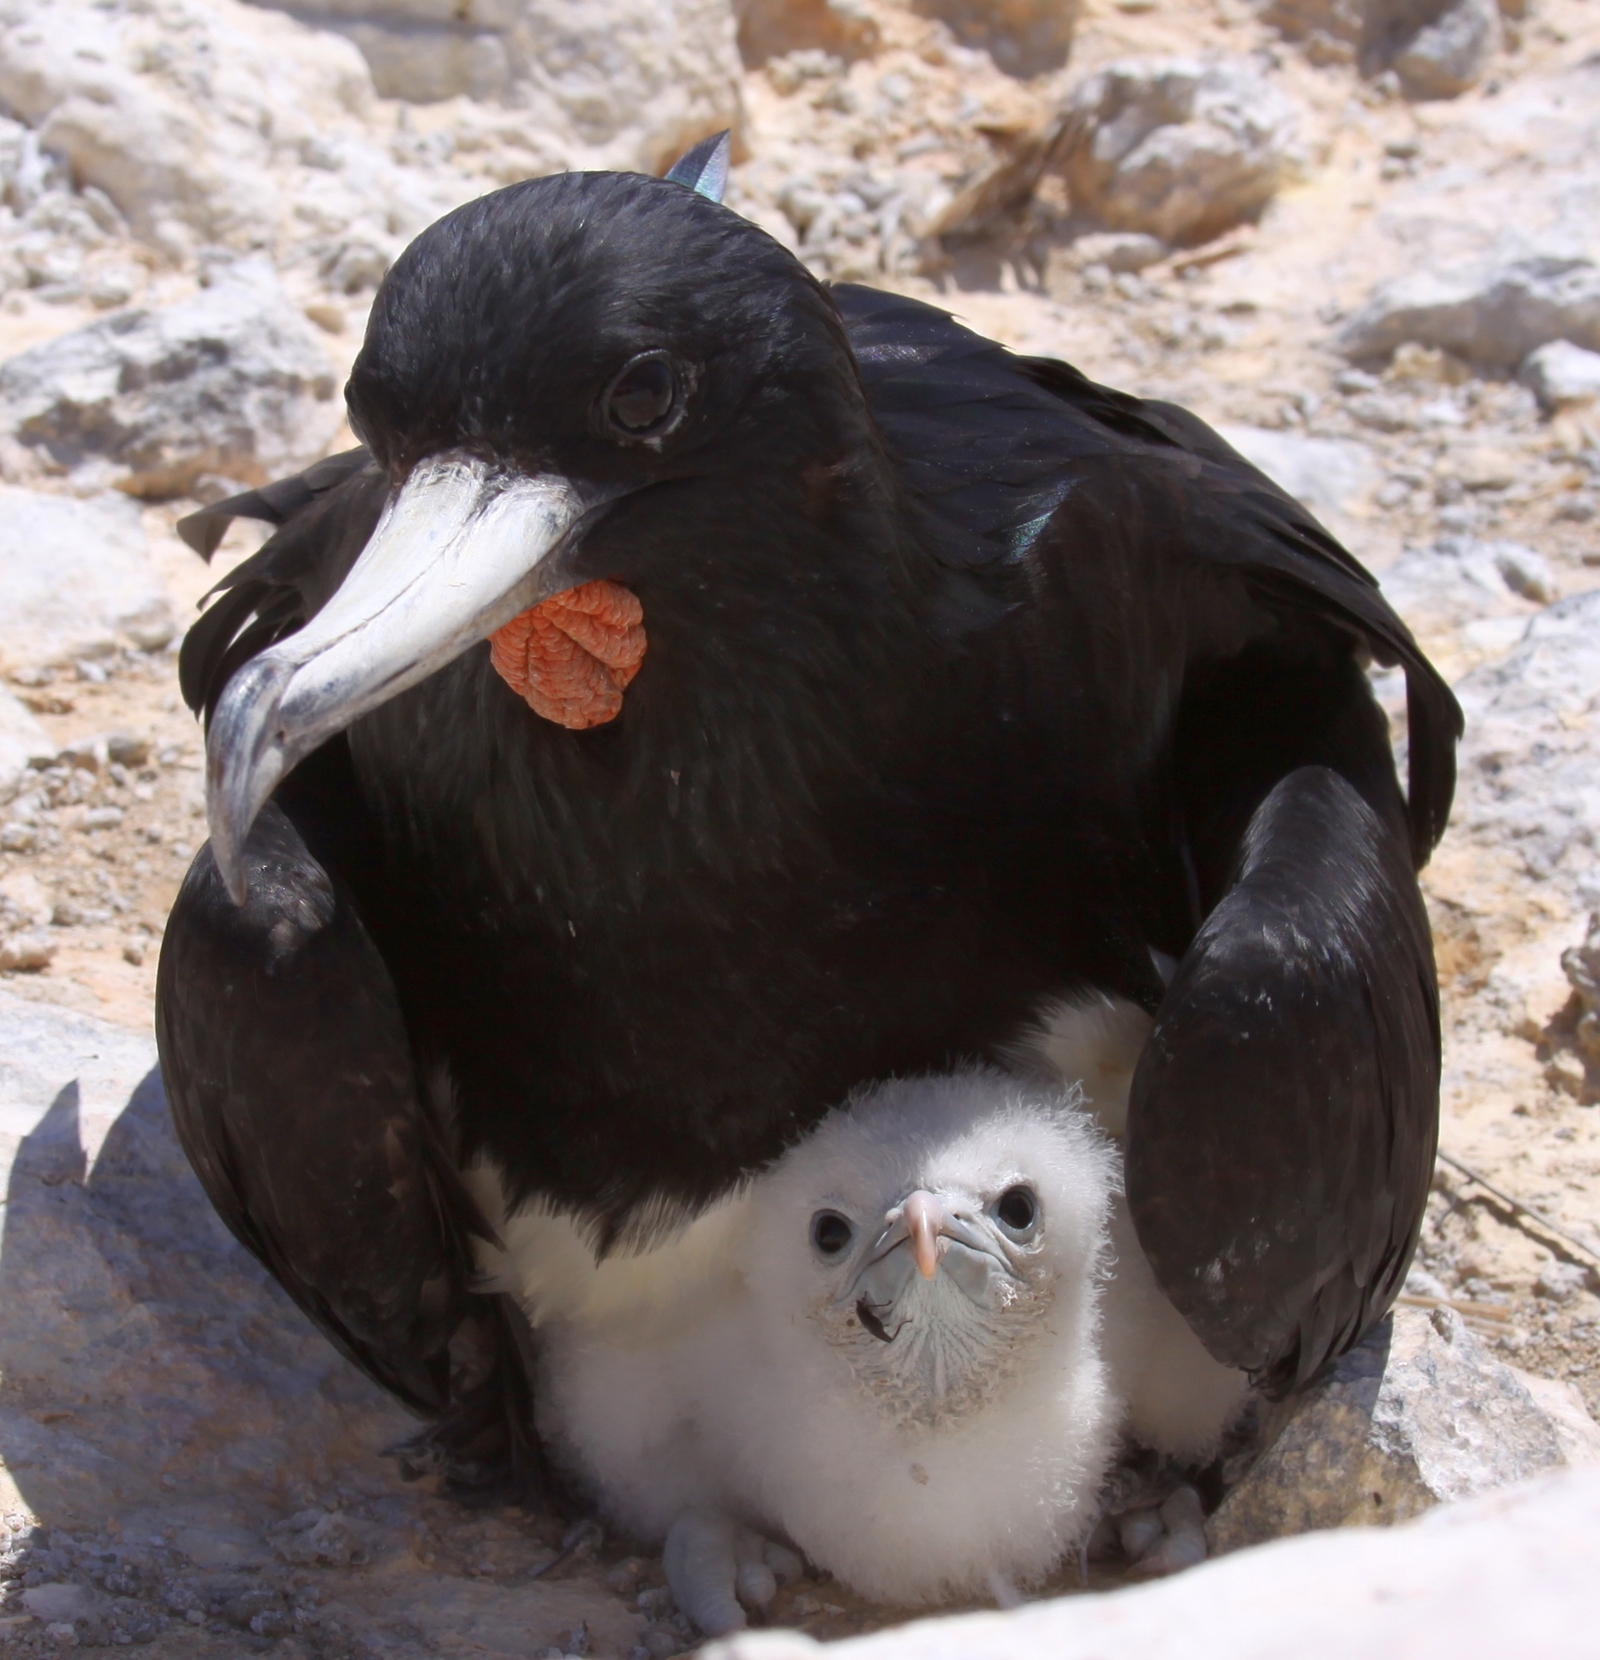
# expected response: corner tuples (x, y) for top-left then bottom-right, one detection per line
(0, 932), (55, 972)
(606, 1558), (649, 1596)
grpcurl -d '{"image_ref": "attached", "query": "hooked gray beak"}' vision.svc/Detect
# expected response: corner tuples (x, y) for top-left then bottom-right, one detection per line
(205, 453), (617, 903)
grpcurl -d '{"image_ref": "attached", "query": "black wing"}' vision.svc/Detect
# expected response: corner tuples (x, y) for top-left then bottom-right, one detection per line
(838, 284), (1459, 866)
(1126, 766), (1439, 1394)
(839, 284), (1454, 1390)
(155, 800), (475, 1413)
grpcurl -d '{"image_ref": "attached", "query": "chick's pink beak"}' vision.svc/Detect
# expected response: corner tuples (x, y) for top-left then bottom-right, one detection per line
(902, 1190), (946, 1280)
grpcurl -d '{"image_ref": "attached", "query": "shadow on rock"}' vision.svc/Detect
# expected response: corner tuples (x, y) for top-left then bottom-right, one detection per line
(0, 992), (644, 1655)
(0, 1056), (415, 1543)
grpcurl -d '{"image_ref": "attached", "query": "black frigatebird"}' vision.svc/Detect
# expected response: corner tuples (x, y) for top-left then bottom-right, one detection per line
(155, 135), (1459, 1495)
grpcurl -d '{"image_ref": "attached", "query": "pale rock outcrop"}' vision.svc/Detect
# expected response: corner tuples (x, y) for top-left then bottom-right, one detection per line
(707, 1466), (1600, 1660)
(0, 115), (137, 305)
(1063, 230), (1168, 271)
(1053, 57), (1301, 248)
(0, 489), (174, 670)
(1520, 340), (1600, 413)
(252, 0), (742, 171)
(0, 0), (377, 255)
(1451, 588), (1600, 908)
(0, 261), (341, 498)
(1337, 256), (1600, 369)
(1391, 0), (1502, 98)
(0, 0), (512, 287)
(1379, 536), (1550, 653)
(0, 691), (52, 806)
(1207, 1306), (1595, 1551)
(1259, 0), (1500, 92)
(735, 49), (1061, 276)
(1559, 914), (1600, 1067)
(0, 0), (741, 287)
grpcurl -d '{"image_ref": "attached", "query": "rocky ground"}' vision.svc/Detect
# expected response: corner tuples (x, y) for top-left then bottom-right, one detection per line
(1, 0), (1599, 1648)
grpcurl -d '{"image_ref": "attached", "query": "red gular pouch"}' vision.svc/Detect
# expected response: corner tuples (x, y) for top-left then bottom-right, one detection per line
(489, 580), (647, 730)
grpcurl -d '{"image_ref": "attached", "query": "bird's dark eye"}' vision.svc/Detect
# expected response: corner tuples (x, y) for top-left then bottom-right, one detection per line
(811, 1210), (854, 1257)
(996, 1186), (1038, 1234)
(603, 351), (679, 439)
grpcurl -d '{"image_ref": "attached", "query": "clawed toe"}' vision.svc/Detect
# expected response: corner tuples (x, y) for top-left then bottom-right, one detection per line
(663, 1510), (804, 1637)
(1122, 1484), (1207, 1577)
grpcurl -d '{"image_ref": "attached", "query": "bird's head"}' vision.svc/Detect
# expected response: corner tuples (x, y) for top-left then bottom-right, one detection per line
(751, 1070), (1118, 1428)
(204, 143), (918, 901)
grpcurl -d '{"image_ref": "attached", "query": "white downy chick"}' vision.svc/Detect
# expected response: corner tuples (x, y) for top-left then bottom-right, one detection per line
(474, 1069), (1123, 1627)
(472, 995), (1248, 1631)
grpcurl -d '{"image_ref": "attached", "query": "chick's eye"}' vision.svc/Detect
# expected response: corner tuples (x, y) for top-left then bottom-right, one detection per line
(996, 1186), (1038, 1234)
(811, 1210), (854, 1257)
(604, 352), (678, 438)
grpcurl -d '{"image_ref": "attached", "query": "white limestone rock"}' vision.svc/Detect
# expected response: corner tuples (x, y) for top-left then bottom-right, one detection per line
(1066, 230), (1169, 271)
(0, 115), (133, 304)
(0, 0), (481, 275)
(1484, 539), (1557, 605)
(1452, 588), (1600, 908)
(706, 1465), (1600, 1660)
(1258, 0), (1498, 88)
(256, 0), (743, 173)
(20, 1582), (102, 1624)
(0, 261), (340, 499)
(1520, 340), (1600, 412)
(0, 933), (54, 973)
(0, 0), (373, 254)
(1338, 256), (1600, 369)
(1559, 914), (1600, 1065)
(1513, 1369), (1600, 1467)
(1378, 536), (1545, 655)
(1206, 1306), (1589, 1552)
(0, 490), (174, 671)
(0, 690), (53, 806)
(1391, 0), (1501, 98)
(0, 873), (52, 933)
(1054, 57), (1302, 248)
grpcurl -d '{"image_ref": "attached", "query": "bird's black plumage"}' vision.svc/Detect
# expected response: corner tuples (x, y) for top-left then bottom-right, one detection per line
(157, 165), (1459, 1467)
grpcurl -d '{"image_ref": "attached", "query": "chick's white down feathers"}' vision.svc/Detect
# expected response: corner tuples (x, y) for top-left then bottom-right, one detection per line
(468, 995), (1247, 1614)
